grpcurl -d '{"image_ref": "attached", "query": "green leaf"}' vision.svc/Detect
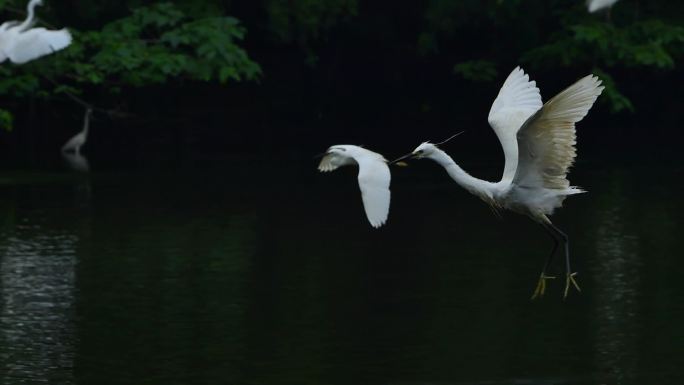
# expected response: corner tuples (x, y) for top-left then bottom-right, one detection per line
(454, 60), (498, 82)
(0, 1), (261, 110)
(0, 109), (13, 132)
(592, 68), (634, 113)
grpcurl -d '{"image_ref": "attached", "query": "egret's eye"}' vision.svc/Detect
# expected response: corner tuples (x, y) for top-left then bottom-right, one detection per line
(415, 150), (424, 155)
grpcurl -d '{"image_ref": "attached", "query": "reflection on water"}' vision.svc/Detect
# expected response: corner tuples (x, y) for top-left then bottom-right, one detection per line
(592, 202), (641, 384)
(61, 152), (92, 207)
(0, 222), (78, 384)
(0, 165), (682, 384)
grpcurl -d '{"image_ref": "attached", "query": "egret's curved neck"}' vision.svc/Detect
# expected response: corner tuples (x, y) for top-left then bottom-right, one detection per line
(17, 0), (40, 31)
(82, 111), (91, 135)
(428, 148), (497, 201)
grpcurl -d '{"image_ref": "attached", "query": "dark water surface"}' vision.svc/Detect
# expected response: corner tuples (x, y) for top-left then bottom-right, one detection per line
(0, 158), (683, 384)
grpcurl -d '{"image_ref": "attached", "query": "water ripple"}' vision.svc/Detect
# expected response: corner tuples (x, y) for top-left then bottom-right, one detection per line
(0, 223), (78, 384)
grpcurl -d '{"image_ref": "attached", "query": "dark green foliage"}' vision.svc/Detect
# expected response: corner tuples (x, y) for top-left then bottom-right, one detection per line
(524, 18), (684, 70)
(419, 0), (683, 113)
(454, 60), (498, 82)
(521, 7), (684, 112)
(64, 3), (259, 85)
(264, 0), (357, 65)
(0, 0), (682, 132)
(0, 2), (260, 130)
(265, 0), (357, 43)
(590, 67), (634, 113)
(0, 108), (12, 131)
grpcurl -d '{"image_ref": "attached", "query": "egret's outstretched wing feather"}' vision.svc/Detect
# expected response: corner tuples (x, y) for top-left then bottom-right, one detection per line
(513, 75), (604, 190)
(356, 157), (391, 228)
(317, 153), (355, 172)
(488, 67), (543, 184)
(6, 27), (71, 64)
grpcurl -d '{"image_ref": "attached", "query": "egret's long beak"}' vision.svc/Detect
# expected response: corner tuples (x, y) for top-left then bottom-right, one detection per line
(313, 152), (328, 159)
(390, 152), (417, 165)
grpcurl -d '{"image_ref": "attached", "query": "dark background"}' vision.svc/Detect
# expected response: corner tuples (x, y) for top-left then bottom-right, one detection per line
(1, 2), (683, 384)
(0, 0), (681, 170)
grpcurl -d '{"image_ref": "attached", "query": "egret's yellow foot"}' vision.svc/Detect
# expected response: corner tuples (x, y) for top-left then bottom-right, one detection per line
(531, 273), (556, 300)
(563, 272), (581, 299)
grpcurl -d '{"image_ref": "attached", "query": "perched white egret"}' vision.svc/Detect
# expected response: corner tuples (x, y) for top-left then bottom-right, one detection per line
(318, 145), (391, 228)
(0, 0), (72, 64)
(587, 0), (619, 17)
(393, 67), (604, 298)
(61, 108), (92, 155)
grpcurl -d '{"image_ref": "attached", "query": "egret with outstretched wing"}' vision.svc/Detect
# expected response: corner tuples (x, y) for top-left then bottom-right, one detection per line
(318, 145), (391, 228)
(0, 0), (72, 64)
(393, 67), (604, 298)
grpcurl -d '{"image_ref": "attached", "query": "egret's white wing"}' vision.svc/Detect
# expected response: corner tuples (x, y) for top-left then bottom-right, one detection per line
(488, 67), (543, 184)
(318, 145), (390, 228)
(317, 152), (355, 172)
(7, 28), (71, 64)
(356, 156), (391, 228)
(513, 75), (604, 190)
(0, 22), (18, 63)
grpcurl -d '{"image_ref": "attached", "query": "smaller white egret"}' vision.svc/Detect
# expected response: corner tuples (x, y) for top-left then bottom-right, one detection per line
(0, 0), (72, 64)
(61, 108), (92, 155)
(393, 67), (604, 299)
(318, 145), (391, 228)
(587, 0), (619, 17)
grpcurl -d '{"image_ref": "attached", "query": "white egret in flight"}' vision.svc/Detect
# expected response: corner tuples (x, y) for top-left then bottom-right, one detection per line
(0, 0), (72, 64)
(318, 145), (391, 228)
(61, 108), (92, 155)
(393, 67), (604, 299)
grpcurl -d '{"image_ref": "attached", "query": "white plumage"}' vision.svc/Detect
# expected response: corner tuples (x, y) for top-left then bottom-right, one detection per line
(488, 66), (543, 184)
(587, 0), (619, 13)
(393, 67), (604, 298)
(62, 151), (90, 173)
(0, 0), (72, 65)
(514, 75), (603, 194)
(62, 108), (92, 155)
(318, 145), (391, 228)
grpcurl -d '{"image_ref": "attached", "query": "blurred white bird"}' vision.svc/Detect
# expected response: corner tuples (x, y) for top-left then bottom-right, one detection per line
(62, 151), (89, 173)
(0, 0), (72, 64)
(62, 108), (92, 155)
(318, 145), (391, 228)
(393, 67), (604, 298)
(587, 0), (619, 16)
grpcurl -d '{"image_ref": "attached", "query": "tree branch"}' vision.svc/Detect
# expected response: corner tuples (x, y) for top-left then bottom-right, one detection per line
(41, 75), (134, 119)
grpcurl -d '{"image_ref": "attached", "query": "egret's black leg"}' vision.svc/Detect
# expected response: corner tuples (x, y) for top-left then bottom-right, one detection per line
(545, 222), (581, 298)
(541, 224), (560, 275)
(531, 225), (559, 299)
